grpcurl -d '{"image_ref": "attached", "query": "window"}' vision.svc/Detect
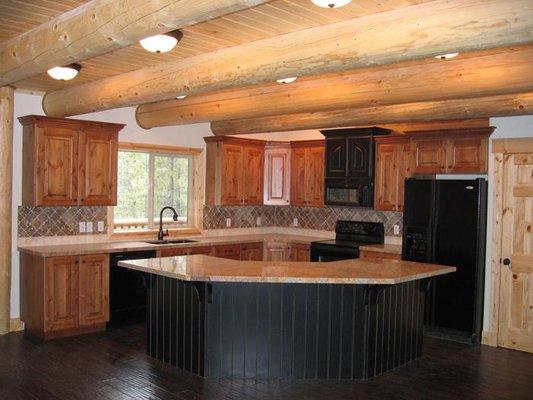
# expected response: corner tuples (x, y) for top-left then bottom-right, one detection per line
(113, 147), (194, 232)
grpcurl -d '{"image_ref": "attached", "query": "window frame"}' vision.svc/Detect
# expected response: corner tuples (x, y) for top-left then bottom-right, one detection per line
(108, 142), (203, 238)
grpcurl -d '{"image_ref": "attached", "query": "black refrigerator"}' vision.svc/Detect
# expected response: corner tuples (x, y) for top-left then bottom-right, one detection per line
(401, 178), (487, 344)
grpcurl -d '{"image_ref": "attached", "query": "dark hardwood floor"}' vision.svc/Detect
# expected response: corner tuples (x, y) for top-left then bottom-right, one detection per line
(0, 323), (531, 400)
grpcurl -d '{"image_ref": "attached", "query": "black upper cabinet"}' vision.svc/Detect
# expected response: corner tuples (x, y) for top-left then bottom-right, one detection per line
(322, 127), (390, 179)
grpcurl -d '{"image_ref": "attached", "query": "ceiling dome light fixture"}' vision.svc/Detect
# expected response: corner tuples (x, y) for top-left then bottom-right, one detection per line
(176, 94), (187, 100)
(310, 0), (352, 8)
(140, 29), (183, 53)
(435, 52), (459, 60)
(47, 63), (82, 80)
(276, 76), (298, 84)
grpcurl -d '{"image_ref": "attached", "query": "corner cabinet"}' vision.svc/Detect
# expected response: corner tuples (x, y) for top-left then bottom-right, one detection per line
(374, 136), (411, 211)
(19, 115), (124, 206)
(290, 140), (325, 207)
(205, 137), (265, 205)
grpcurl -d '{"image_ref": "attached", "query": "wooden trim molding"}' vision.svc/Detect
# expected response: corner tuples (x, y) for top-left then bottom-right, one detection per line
(119, 141), (203, 155)
(492, 138), (533, 154)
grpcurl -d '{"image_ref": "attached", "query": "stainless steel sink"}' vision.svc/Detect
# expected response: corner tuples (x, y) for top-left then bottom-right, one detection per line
(143, 239), (198, 245)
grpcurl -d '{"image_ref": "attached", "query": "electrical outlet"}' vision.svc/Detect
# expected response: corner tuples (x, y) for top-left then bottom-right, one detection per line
(97, 221), (105, 232)
(293, 218), (298, 227)
(79, 222), (86, 233)
(256, 217), (262, 226)
(393, 225), (400, 235)
(86, 221), (93, 233)
(226, 218), (231, 228)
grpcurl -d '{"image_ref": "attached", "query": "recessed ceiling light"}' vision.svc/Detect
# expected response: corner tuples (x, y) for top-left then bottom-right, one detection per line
(176, 94), (187, 100)
(435, 52), (459, 60)
(140, 30), (183, 53)
(310, 0), (352, 8)
(47, 63), (82, 80)
(276, 77), (298, 84)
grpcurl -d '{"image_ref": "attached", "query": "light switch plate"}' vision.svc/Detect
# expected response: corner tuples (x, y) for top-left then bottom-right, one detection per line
(393, 225), (400, 235)
(79, 222), (86, 233)
(86, 221), (93, 233)
(226, 218), (231, 228)
(293, 218), (298, 227)
(97, 221), (105, 232)
(256, 217), (262, 226)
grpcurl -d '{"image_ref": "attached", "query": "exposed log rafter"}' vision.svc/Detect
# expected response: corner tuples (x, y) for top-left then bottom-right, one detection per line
(42, 0), (533, 117)
(210, 92), (533, 135)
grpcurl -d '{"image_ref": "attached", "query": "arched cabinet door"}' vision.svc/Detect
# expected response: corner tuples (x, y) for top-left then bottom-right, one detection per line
(347, 137), (372, 178)
(325, 138), (347, 177)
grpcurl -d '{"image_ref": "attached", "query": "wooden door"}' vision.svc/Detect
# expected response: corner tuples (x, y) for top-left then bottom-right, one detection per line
(264, 146), (291, 205)
(325, 138), (347, 177)
(497, 152), (533, 352)
(375, 143), (398, 211)
(411, 138), (446, 174)
(78, 129), (118, 205)
(264, 242), (290, 261)
(347, 137), (372, 178)
(446, 136), (488, 173)
(290, 243), (310, 261)
(243, 145), (264, 205)
(214, 244), (241, 260)
(44, 256), (78, 332)
(78, 254), (109, 326)
(290, 148), (307, 206)
(36, 126), (78, 205)
(221, 144), (244, 205)
(241, 242), (263, 261)
(306, 147), (324, 207)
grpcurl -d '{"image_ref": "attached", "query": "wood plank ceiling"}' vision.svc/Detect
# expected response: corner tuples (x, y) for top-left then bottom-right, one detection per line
(1, 0), (429, 93)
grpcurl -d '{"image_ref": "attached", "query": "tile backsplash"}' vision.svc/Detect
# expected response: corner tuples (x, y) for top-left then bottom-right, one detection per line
(203, 205), (403, 236)
(18, 206), (107, 237)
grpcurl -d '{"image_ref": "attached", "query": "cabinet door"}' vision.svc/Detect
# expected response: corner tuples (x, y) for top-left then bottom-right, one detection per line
(214, 244), (241, 260)
(375, 143), (398, 211)
(44, 256), (78, 332)
(411, 138), (446, 174)
(264, 242), (290, 261)
(264, 147), (291, 205)
(243, 145), (264, 205)
(290, 243), (310, 261)
(241, 242), (263, 261)
(78, 129), (118, 205)
(306, 147), (324, 207)
(290, 148), (307, 206)
(446, 136), (488, 173)
(36, 127), (78, 206)
(347, 137), (372, 178)
(78, 254), (109, 326)
(397, 141), (412, 211)
(325, 138), (347, 177)
(221, 144), (244, 205)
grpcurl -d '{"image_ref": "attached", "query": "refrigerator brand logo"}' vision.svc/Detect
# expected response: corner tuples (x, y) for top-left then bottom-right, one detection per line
(465, 186), (474, 190)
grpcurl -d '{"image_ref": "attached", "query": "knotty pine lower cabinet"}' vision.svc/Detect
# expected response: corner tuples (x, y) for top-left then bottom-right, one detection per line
(20, 252), (109, 340)
(289, 243), (310, 261)
(240, 242), (264, 261)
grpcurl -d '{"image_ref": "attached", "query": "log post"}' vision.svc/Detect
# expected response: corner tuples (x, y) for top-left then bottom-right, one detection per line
(0, 86), (14, 335)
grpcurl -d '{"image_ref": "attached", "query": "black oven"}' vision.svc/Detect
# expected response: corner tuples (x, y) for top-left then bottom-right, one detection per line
(325, 178), (373, 207)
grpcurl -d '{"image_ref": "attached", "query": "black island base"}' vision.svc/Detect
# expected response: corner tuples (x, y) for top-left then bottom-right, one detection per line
(146, 275), (429, 380)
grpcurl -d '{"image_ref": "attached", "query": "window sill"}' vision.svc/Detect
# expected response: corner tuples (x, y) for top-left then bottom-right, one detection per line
(108, 227), (202, 240)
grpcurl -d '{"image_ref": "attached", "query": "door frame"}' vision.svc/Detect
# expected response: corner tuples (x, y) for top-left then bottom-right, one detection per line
(483, 137), (533, 346)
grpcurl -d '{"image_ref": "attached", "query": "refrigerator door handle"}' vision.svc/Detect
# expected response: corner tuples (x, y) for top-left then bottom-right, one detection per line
(431, 223), (439, 262)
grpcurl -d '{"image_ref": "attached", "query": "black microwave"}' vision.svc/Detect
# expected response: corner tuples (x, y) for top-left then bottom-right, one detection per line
(325, 178), (373, 207)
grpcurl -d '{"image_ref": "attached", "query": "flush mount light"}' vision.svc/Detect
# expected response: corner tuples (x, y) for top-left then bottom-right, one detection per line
(140, 29), (183, 53)
(47, 63), (82, 80)
(310, 0), (352, 8)
(176, 94), (187, 100)
(435, 52), (459, 60)
(276, 76), (298, 84)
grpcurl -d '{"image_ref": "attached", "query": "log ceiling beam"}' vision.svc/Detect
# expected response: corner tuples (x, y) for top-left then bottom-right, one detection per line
(210, 92), (533, 135)
(43, 0), (533, 117)
(136, 46), (533, 128)
(0, 0), (270, 86)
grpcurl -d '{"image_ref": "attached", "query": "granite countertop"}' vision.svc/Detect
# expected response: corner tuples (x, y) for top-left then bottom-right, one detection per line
(358, 243), (402, 255)
(118, 255), (455, 285)
(17, 234), (326, 257)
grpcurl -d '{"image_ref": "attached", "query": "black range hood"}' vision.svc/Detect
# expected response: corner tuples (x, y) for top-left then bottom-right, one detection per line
(320, 127), (391, 207)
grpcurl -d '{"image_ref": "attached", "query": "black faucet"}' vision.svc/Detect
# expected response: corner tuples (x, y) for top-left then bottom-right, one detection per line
(157, 206), (179, 241)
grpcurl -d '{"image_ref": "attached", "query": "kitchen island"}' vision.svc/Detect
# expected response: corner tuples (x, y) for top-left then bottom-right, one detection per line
(119, 255), (454, 380)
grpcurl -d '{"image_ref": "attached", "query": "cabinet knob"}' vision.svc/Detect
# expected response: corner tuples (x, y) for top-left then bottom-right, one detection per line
(503, 258), (511, 266)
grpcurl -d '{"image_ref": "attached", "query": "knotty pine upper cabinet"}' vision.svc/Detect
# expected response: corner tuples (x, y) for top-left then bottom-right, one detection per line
(264, 143), (291, 205)
(409, 128), (493, 174)
(374, 137), (411, 211)
(19, 115), (124, 206)
(205, 137), (265, 206)
(290, 140), (325, 207)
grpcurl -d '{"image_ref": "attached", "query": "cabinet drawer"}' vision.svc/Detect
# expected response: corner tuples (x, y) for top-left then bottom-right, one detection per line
(189, 246), (214, 255)
(160, 247), (189, 257)
(214, 244), (241, 259)
(360, 250), (401, 260)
